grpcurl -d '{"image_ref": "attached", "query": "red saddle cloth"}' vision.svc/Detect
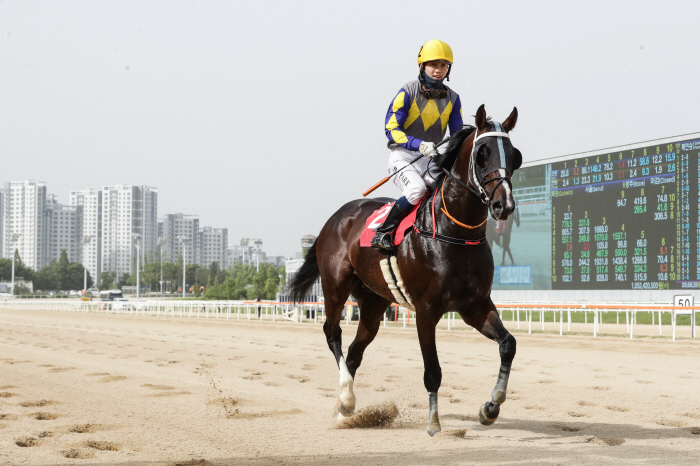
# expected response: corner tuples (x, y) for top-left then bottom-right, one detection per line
(359, 200), (422, 248)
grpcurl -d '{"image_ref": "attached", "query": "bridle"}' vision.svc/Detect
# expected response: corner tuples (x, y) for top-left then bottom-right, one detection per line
(415, 123), (520, 244)
(441, 124), (515, 205)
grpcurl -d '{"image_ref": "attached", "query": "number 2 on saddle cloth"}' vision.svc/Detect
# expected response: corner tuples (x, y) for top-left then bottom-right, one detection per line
(359, 198), (425, 248)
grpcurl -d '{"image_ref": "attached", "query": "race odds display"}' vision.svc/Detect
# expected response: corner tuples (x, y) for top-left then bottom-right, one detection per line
(551, 137), (700, 290)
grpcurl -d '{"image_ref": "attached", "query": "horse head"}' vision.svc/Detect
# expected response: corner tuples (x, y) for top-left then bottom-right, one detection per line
(456, 104), (522, 221)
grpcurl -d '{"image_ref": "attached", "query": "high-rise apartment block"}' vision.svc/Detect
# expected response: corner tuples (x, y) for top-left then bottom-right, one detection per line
(45, 195), (83, 263)
(70, 189), (102, 283)
(199, 227), (228, 268)
(0, 189), (4, 257)
(101, 185), (158, 277)
(160, 213), (199, 264)
(1, 181), (49, 270)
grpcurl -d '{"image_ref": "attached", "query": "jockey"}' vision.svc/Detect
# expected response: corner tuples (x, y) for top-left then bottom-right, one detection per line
(371, 39), (464, 251)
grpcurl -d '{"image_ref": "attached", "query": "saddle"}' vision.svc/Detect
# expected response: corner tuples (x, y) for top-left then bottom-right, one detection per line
(359, 198), (423, 248)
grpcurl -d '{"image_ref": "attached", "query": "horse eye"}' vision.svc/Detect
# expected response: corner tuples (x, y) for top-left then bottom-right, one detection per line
(510, 148), (522, 171)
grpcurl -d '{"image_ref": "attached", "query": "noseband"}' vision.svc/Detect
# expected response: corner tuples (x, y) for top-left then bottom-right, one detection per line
(442, 125), (514, 204)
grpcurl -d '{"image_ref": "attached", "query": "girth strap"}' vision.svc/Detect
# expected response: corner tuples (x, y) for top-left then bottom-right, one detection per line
(414, 226), (487, 246)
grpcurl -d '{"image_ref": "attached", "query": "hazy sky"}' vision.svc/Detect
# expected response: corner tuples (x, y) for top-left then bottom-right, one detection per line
(2, 1), (699, 256)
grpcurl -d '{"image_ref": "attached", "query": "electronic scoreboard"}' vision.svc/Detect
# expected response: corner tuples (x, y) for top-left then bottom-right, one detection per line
(550, 136), (700, 290)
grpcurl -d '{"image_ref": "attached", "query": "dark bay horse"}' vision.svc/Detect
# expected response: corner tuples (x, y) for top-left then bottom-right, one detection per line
(290, 105), (522, 435)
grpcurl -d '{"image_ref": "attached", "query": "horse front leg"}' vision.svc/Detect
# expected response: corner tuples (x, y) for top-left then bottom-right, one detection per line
(416, 312), (442, 436)
(460, 301), (516, 426)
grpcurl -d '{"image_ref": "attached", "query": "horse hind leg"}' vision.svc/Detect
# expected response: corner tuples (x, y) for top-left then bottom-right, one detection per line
(345, 285), (390, 387)
(323, 306), (357, 420)
(460, 303), (516, 426)
(321, 267), (357, 420)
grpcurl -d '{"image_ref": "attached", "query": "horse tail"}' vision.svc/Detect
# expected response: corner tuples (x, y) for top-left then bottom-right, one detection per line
(289, 240), (320, 303)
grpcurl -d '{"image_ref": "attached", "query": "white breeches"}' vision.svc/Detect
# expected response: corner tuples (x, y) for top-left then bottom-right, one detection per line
(388, 147), (442, 204)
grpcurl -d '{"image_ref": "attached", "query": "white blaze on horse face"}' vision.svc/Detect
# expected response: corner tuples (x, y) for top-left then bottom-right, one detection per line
(495, 168), (512, 206)
(338, 356), (355, 412)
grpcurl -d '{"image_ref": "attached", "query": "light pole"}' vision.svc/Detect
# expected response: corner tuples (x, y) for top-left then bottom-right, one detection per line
(9, 233), (21, 296)
(177, 236), (188, 298)
(253, 239), (263, 273)
(133, 233), (141, 299)
(82, 235), (93, 293)
(158, 237), (167, 298)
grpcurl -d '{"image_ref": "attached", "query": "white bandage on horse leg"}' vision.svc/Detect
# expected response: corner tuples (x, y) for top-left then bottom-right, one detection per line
(337, 356), (355, 419)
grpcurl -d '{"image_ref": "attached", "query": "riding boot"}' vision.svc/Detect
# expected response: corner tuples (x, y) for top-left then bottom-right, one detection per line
(370, 203), (411, 251)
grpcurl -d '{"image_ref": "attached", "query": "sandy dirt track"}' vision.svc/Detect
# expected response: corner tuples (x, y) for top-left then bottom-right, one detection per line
(1, 309), (699, 465)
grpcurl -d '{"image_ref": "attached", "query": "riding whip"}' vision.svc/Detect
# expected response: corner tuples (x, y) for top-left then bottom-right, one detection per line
(362, 137), (451, 197)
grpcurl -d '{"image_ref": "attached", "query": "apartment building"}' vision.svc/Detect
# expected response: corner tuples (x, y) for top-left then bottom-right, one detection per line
(45, 195), (83, 263)
(0, 189), (4, 257)
(101, 185), (158, 276)
(70, 189), (102, 284)
(199, 227), (228, 268)
(160, 213), (199, 264)
(1, 181), (49, 269)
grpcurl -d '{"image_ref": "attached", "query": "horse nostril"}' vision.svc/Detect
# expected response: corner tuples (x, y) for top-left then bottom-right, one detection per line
(493, 201), (503, 213)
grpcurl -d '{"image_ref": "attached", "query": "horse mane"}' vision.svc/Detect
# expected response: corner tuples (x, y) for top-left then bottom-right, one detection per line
(434, 125), (476, 178)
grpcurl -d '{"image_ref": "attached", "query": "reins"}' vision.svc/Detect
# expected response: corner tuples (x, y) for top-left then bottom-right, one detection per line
(414, 128), (515, 245)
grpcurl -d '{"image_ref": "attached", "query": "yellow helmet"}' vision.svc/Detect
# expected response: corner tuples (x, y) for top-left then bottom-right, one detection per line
(417, 39), (453, 64)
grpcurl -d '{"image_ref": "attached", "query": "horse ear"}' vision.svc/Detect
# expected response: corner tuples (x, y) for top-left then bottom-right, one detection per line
(502, 107), (518, 132)
(475, 104), (488, 130)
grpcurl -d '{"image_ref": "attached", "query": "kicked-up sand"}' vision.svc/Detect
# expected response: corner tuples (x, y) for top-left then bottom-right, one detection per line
(0, 308), (699, 465)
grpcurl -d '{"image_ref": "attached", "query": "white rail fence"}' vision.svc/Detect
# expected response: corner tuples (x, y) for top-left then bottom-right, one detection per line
(0, 299), (697, 341)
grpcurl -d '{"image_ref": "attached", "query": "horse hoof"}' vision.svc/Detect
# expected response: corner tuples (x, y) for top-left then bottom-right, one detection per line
(479, 402), (500, 426)
(337, 399), (355, 420)
(427, 419), (441, 436)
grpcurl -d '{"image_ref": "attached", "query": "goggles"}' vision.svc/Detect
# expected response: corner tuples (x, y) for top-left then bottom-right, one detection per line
(421, 86), (448, 100)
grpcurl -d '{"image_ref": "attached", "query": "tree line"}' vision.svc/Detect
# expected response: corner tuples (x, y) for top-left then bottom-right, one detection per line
(0, 250), (92, 293)
(1, 249), (286, 300)
(102, 253), (285, 300)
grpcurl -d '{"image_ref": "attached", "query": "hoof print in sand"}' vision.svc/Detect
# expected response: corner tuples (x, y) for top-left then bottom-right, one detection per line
(20, 400), (56, 408)
(657, 418), (687, 428)
(605, 405), (629, 412)
(555, 425), (581, 432)
(48, 367), (75, 373)
(62, 448), (95, 459)
(585, 436), (625, 446)
(69, 424), (102, 433)
(287, 374), (309, 383)
(15, 436), (41, 447)
(173, 460), (212, 466)
(99, 375), (127, 383)
(33, 412), (60, 420)
(86, 440), (120, 451)
(0, 391), (18, 398)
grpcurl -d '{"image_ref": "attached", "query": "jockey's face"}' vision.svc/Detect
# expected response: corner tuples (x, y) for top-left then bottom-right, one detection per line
(423, 61), (449, 80)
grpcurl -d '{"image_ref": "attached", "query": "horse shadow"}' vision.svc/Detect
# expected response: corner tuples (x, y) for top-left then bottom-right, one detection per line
(442, 412), (699, 442)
